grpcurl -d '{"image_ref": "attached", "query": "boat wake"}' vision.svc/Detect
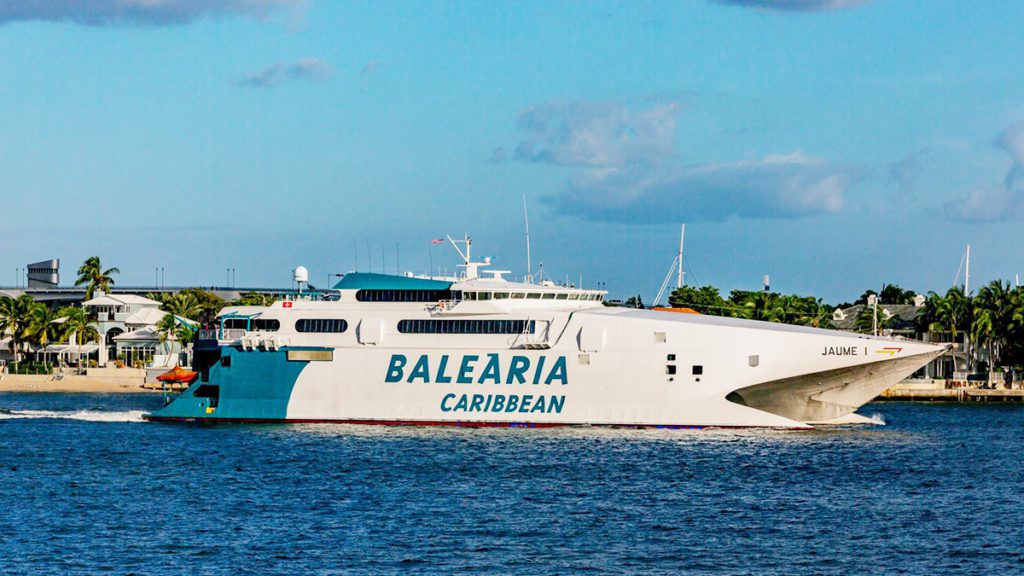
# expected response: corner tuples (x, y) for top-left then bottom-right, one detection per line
(0, 409), (146, 422)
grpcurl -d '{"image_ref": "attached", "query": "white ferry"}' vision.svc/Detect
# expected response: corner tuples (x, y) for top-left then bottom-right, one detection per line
(145, 237), (946, 429)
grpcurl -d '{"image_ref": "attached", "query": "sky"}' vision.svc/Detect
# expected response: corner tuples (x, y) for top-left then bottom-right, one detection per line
(2, 0), (1023, 303)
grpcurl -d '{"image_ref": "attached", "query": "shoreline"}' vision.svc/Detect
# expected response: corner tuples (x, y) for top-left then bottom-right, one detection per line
(0, 374), (163, 394)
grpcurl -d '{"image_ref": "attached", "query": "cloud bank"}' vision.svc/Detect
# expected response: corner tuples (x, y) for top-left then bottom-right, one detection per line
(546, 153), (854, 224)
(509, 99), (854, 223)
(514, 100), (680, 168)
(944, 121), (1024, 222)
(235, 58), (331, 89)
(0, 0), (301, 27)
(711, 0), (870, 12)
(888, 150), (926, 203)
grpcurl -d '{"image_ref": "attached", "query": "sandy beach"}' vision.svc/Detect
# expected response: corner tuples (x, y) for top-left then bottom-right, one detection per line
(0, 374), (162, 394)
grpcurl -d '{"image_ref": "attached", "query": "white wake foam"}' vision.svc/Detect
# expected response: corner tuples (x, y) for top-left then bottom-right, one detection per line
(0, 409), (146, 422)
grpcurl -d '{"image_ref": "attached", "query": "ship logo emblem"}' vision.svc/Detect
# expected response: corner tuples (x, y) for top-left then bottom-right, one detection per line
(876, 347), (902, 356)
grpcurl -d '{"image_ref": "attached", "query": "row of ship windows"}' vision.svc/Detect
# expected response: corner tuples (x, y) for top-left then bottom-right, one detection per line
(224, 318), (532, 335)
(397, 319), (534, 334)
(463, 292), (603, 301)
(352, 289), (603, 303)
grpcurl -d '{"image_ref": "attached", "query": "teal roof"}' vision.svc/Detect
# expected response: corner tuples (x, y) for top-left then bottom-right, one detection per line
(333, 273), (452, 291)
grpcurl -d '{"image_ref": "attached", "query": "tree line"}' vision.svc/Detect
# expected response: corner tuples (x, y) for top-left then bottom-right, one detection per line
(0, 256), (275, 368)
(664, 281), (1024, 372)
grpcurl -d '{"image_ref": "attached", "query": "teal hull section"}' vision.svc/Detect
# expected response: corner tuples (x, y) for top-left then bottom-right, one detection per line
(147, 347), (308, 421)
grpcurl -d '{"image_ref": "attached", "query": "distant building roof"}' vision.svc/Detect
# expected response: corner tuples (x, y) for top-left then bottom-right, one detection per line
(334, 273), (452, 291)
(114, 327), (160, 343)
(125, 308), (167, 326)
(83, 294), (161, 307)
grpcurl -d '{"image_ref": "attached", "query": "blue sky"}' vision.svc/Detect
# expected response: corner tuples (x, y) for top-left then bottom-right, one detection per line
(2, 0), (1023, 302)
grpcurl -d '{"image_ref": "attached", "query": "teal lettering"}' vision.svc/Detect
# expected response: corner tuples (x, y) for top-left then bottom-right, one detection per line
(548, 395), (565, 413)
(519, 395), (533, 413)
(457, 355), (479, 384)
(484, 394), (493, 411)
(440, 393), (456, 412)
(454, 394), (469, 411)
(505, 395), (519, 412)
(408, 355), (430, 383)
(545, 357), (568, 385)
(506, 356), (530, 384)
(385, 355), (407, 383)
(491, 395), (506, 412)
(532, 356), (546, 384)
(469, 394), (485, 411)
(478, 353), (501, 384)
(530, 396), (546, 413)
(435, 355), (453, 384)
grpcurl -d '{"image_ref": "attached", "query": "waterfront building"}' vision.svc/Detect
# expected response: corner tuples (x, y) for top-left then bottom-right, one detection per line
(82, 294), (185, 367)
(26, 259), (60, 289)
(832, 299), (974, 380)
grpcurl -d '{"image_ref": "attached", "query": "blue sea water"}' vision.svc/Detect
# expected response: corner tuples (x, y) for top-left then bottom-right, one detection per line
(0, 393), (1022, 575)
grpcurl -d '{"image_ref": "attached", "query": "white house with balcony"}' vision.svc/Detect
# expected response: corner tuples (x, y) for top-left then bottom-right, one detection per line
(82, 294), (186, 367)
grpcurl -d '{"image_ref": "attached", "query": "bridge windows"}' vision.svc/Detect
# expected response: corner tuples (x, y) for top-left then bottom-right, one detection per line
(356, 289), (457, 302)
(225, 318), (280, 331)
(295, 319), (349, 333)
(397, 319), (535, 335)
(253, 319), (280, 331)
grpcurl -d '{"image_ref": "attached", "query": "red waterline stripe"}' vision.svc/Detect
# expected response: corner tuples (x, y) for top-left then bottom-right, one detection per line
(141, 415), (810, 430)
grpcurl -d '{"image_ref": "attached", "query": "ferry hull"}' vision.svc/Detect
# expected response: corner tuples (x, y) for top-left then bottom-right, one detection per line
(145, 332), (945, 429)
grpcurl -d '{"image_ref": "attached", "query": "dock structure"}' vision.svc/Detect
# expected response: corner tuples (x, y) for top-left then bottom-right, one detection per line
(880, 380), (1024, 402)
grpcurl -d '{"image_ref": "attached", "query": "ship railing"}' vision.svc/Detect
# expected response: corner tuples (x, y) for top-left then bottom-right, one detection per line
(198, 328), (246, 342)
(429, 300), (460, 314)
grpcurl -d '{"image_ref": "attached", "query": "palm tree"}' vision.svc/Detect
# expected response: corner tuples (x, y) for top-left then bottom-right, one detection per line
(27, 303), (60, 369)
(973, 280), (1016, 382)
(233, 292), (275, 307)
(734, 292), (787, 323)
(854, 304), (892, 335)
(0, 295), (41, 368)
(54, 306), (100, 345)
(156, 292), (201, 354)
(923, 287), (972, 373)
(75, 256), (120, 300)
(796, 297), (835, 329)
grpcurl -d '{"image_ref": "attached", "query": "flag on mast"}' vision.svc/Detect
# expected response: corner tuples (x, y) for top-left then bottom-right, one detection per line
(431, 238), (444, 244)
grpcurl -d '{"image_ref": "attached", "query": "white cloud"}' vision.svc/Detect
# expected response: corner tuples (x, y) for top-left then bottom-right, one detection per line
(514, 100), (681, 168)
(546, 152), (855, 223)
(235, 58), (331, 89)
(0, 0), (302, 27)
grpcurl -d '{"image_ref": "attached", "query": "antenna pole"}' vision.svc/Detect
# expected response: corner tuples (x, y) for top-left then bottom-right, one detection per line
(523, 194), (532, 283)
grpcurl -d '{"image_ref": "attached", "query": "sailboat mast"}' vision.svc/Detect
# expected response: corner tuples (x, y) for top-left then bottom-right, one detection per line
(965, 244), (971, 295)
(677, 224), (685, 288)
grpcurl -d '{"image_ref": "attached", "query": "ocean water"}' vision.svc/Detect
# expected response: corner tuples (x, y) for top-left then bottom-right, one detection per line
(0, 394), (1022, 575)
